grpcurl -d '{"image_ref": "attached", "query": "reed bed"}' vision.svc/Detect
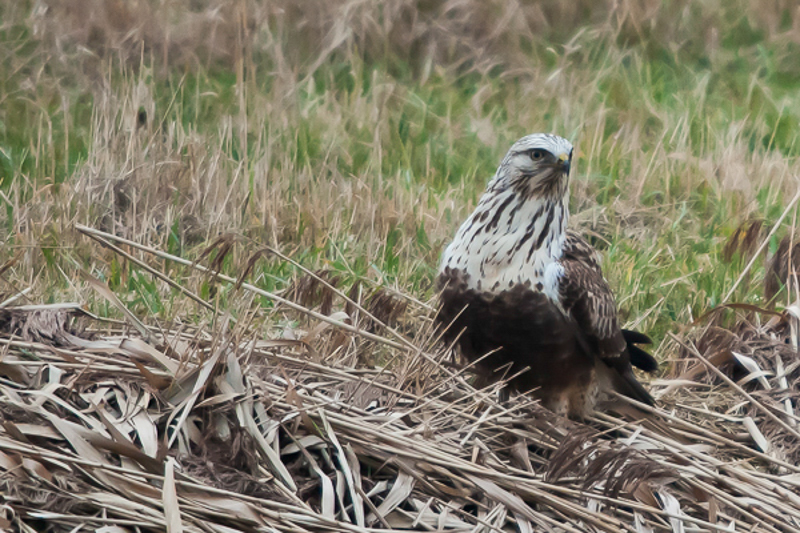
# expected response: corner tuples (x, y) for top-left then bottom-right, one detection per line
(0, 225), (798, 532)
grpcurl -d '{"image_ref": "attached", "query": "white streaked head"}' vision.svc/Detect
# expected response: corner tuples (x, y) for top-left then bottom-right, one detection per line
(490, 133), (574, 198)
(440, 133), (574, 291)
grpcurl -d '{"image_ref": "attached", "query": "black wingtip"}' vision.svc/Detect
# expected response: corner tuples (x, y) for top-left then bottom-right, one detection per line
(621, 328), (652, 345)
(621, 329), (658, 373)
(629, 345), (659, 373)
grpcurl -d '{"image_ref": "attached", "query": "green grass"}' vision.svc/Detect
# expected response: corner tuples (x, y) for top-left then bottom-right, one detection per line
(3, 0), (800, 362)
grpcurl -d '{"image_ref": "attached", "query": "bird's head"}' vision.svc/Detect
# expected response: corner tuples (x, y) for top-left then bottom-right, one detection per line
(493, 133), (573, 199)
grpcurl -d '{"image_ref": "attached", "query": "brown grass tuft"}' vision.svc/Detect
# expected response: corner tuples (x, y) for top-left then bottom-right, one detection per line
(723, 219), (765, 263)
(765, 234), (800, 302)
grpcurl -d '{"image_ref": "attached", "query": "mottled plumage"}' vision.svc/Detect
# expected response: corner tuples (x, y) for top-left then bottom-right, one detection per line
(437, 133), (656, 418)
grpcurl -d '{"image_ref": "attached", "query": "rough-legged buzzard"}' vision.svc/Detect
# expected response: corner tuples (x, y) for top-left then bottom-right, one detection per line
(437, 133), (657, 418)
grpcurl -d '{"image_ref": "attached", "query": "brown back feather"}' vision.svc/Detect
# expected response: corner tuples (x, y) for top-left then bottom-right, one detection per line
(560, 232), (626, 360)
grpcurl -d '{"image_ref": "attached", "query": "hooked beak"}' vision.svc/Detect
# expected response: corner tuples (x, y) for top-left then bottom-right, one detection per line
(557, 152), (570, 175)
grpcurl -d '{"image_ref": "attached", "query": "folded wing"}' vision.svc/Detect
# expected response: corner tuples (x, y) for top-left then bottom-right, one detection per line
(560, 232), (657, 405)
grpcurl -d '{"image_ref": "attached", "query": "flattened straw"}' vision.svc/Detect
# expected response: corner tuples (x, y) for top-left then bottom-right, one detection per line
(467, 475), (603, 533)
(536, 483), (752, 533)
(669, 333), (800, 442)
(689, 477), (785, 533)
(587, 421), (786, 532)
(313, 413), (629, 532)
(609, 387), (800, 474)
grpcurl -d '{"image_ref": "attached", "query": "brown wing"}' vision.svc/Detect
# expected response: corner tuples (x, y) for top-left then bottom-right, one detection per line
(560, 232), (656, 405)
(559, 231), (625, 359)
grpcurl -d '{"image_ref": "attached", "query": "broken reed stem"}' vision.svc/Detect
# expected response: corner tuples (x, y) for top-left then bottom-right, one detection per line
(85, 232), (215, 312)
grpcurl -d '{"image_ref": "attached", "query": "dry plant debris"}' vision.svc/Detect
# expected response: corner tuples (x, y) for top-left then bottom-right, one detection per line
(0, 228), (797, 532)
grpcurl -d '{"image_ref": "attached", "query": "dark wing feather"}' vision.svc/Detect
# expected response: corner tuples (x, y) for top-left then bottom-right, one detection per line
(622, 329), (659, 372)
(560, 232), (656, 405)
(621, 329), (652, 345)
(560, 232), (625, 358)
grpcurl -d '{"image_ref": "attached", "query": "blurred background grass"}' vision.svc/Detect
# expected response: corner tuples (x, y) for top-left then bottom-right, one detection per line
(3, 0), (800, 362)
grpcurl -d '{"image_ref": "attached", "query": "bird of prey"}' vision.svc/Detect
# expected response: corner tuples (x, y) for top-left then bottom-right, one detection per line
(437, 133), (657, 418)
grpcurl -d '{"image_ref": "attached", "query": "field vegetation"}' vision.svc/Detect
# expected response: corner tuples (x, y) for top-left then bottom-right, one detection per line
(4, 0), (800, 339)
(2, 0), (800, 531)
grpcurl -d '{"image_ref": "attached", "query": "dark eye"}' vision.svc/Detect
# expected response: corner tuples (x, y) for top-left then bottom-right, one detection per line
(530, 150), (544, 160)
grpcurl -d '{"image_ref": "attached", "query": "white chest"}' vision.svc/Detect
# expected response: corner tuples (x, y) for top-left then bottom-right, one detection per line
(441, 193), (567, 294)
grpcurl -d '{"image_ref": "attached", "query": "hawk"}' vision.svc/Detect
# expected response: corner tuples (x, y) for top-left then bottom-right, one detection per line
(437, 133), (657, 418)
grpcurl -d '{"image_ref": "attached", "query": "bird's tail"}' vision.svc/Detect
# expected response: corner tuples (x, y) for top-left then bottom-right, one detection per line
(596, 358), (656, 407)
(616, 368), (656, 406)
(613, 329), (658, 406)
